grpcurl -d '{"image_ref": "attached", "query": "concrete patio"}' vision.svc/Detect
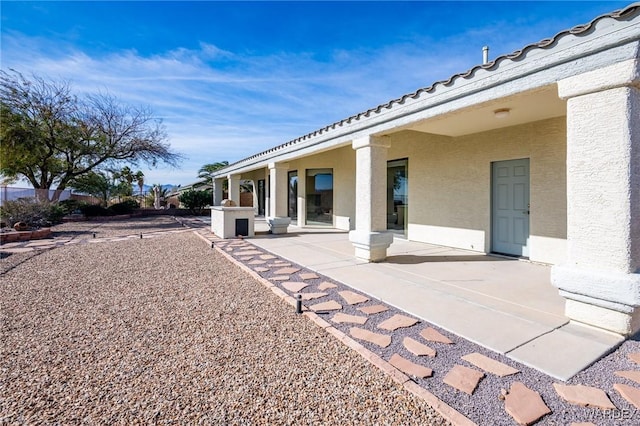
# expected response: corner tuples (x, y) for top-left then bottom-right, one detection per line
(247, 219), (623, 381)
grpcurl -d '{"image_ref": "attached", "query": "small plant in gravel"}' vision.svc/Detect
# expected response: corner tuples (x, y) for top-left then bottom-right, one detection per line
(0, 197), (65, 228)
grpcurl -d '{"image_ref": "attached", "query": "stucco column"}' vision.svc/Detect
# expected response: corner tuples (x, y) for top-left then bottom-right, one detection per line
(212, 178), (224, 206)
(348, 135), (393, 261)
(552, 59), (640, 335)
(227, 174), (241, 205)
(267, 162), (291, 234)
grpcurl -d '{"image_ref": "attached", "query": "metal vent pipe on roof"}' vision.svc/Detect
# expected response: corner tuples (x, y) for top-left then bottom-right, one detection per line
(483, 46), (489, 64)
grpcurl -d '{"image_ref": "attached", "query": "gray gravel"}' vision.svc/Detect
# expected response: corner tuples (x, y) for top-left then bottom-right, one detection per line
(1, 219), (450, 425)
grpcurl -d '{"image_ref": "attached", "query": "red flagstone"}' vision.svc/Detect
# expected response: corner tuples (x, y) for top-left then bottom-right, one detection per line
(331, 312), (368, 325)
(254, 267), (270, 272)
(503, 382), (551, 425)
(234, 250), (263, 256)
(358, 304), (389, 315)
(378, 314), (418, 331)
(420, 327), (453, 344)
(615, 370), (640, 385)
(339, 290), (370, 305)
(553, 383), (616, 410)
(260, 254), (277, 260)
(462, 352), (519, 377)
(274, 267), (301, 275)
(614, 383), (640, 409)
(271, 276), (290, 281)
(628, 353), (640, 365)
(309, 300), (343, 312)
(403, 337), (436, 357)
(240, 256), (253, 261)
(248, 259), (266, 265)
(389, 353), (433, 378)
(349, 327), (392, 348)
(443, 365), (484, 396)
(281, 282), (309, 292)
(318, 281), (337, 290)
(299, 272), (320, 280)
(300, 292), (328, 300)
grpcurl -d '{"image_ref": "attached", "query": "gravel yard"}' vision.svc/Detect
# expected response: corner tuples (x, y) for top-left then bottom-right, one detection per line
(1, 219), (449, 424)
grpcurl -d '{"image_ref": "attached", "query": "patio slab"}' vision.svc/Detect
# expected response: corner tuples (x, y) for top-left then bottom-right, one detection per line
(249, 228), (622, 380)
(507, 323), (624, 381)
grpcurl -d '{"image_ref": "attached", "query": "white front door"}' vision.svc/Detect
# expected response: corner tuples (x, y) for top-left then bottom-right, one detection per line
(492, 158), (530, 257)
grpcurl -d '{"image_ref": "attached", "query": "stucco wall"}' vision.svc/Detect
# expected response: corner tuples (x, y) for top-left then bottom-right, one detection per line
(386, 116), (567, 264)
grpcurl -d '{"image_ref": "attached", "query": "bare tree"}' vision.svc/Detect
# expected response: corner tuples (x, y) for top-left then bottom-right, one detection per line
(0, 70), (182, 201)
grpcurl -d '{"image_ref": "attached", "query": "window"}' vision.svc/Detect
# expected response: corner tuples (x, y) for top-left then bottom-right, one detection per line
(306, 169), (333, 226)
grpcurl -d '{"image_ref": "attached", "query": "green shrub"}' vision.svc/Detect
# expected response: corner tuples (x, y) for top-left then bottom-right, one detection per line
(0, 198), (65, 227)
(108, 199), (139, 215)
(80, 204), (110, 217)
(58, 199), (89, 215)
(178, 189), (212, 214)
(47, 203), (66, 224)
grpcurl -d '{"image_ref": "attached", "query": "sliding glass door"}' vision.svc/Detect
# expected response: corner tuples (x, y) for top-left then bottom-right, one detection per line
(306, 169), (333, 226)
(288, 171), (298, 221)
(387, 159), (408, 232)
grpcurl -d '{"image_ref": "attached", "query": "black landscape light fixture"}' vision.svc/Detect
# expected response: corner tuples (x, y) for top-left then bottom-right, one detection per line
(295, 293), (302, 314)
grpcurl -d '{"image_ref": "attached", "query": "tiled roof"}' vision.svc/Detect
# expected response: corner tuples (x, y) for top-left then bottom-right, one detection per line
(226, 3), (640, 169)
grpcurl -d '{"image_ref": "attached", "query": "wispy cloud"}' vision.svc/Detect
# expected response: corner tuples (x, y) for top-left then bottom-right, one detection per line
(3, 27), (487, 185)
(1, 0), (612, 186)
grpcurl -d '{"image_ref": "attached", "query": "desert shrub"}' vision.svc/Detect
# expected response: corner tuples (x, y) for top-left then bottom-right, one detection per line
(178, 189), (212, 214)
(80, 204), (110, 217)
(47, 204), (66, 224)
(58, 199), (89, 215)
(108, 199), (139, 215)
(0, 197), (65, 227)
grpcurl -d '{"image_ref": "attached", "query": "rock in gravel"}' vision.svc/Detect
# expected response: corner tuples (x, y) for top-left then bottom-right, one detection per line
(503, 382), (551, 425)
(613, 383), (640, 409)
(420, 327), (453, 344)
(377, 314), (419, 331)
(349, 327), (392, 348)
(403, 337), (436, 357)
(614, 370), (640, 385)
(628, 353), (640, 365)
(331, 312), (368, 325)
(309, 300), (342, 311)
(461, 352), (519, 377)
(552, 383), (616, 410)
(389, 353), (433, 378)
(358, 304), (389, 315)
(443, 365), (484, 396)
(338, 290), (369, 305)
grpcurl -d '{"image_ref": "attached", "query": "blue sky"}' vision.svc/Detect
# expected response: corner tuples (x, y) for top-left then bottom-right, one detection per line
(1, 1), (631, 187)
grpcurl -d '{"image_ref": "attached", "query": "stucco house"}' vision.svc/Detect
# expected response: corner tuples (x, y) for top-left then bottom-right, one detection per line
(209, 4), (640, 338)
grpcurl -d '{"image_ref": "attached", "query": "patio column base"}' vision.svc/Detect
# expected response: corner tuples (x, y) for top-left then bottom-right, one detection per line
(267, 217), (291, 234)
(552, 265), (640, 336)
(349, 231), (393, 262)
